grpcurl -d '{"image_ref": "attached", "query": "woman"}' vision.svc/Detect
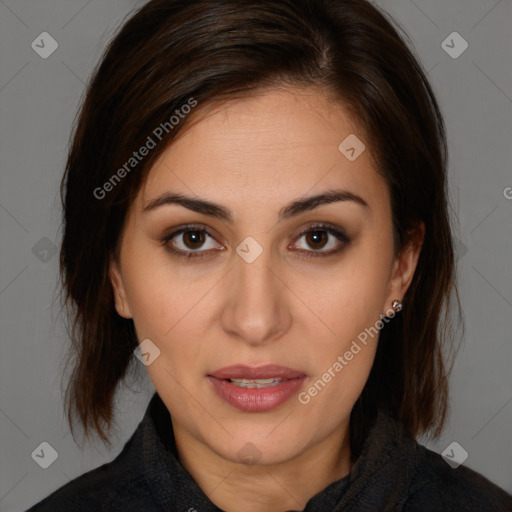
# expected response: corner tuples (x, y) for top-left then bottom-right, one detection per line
(27, 0), (512, 510)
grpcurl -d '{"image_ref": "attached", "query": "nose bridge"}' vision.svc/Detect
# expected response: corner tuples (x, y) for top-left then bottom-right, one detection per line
(221, 237), (289, 345)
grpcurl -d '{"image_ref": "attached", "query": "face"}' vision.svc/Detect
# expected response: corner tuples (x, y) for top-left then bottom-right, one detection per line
(109, 87), (422, 466)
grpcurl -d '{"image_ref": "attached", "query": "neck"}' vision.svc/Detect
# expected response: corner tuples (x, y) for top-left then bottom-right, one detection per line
(172, 420), (352, 512)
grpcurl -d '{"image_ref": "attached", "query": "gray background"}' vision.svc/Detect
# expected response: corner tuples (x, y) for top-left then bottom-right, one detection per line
(0, 0), (511, 510)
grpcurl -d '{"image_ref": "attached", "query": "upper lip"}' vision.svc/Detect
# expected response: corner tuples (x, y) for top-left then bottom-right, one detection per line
(208, 364), (306, 380)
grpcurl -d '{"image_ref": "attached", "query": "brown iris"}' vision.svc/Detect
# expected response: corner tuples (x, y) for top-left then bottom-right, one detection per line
(183, 230), (206, 250)
(305, 230), (328, 250)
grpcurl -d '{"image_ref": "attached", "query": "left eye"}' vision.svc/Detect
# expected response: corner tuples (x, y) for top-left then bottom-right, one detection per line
(294, 229), (336, 250)
(292, 226), (348, 253)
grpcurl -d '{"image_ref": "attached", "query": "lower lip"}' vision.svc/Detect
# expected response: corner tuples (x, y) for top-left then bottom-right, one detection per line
(207, 376), (306, 412)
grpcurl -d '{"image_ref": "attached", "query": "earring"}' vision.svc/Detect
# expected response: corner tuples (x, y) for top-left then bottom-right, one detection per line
(391, 299), (403, 312)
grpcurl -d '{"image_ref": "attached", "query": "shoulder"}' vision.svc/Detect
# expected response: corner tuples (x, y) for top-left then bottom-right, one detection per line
(26, 434), (156, 512)
(404, 443), (512, 512)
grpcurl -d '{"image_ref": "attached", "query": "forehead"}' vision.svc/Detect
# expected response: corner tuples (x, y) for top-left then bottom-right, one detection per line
(137, 87), (387, 217)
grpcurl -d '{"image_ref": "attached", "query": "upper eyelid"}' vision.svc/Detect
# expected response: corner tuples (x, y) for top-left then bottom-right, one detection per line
(163, 224), (221, 243)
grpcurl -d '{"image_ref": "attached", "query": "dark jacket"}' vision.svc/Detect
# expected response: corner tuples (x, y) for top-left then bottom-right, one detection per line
(27, 391), (512, 511)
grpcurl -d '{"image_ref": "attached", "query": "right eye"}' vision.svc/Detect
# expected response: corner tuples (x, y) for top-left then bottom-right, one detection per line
(161, 224), (224, 259)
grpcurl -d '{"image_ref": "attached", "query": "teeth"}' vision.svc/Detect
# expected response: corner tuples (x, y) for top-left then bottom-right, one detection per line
(229, 378), (284, 388)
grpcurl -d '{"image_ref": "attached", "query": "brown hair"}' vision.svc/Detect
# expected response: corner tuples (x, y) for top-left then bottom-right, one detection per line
(59, 0), (462, 452)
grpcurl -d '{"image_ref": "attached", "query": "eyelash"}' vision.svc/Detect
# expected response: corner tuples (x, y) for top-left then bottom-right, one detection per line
(160, 223), (350, 261)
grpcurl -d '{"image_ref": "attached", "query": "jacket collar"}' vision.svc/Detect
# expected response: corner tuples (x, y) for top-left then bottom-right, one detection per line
(139, 391), (417, 511)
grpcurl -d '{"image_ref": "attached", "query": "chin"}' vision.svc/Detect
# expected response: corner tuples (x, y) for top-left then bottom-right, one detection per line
(203, 419), (315, 465)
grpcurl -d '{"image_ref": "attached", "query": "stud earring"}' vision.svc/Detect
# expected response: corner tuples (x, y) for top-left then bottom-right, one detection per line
(391, 299), (403, 312)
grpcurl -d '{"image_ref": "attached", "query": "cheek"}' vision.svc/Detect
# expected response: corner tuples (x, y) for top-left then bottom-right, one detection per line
(120, 245), (222, 374)
(297, 275), (383, 417)
(118, 239), (177, 338)
(293, 240), (391, 389)
(297, 250), (391, 340)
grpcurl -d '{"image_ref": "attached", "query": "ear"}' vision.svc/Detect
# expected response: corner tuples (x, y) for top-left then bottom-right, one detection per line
(383, 221), (425, 315)
(108, 256), (133, 319)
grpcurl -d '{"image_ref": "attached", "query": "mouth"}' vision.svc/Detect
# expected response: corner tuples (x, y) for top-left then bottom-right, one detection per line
(207, 364), (307, 412)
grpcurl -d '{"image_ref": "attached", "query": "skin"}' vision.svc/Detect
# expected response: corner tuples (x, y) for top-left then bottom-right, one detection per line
(109, 87), (424, 512)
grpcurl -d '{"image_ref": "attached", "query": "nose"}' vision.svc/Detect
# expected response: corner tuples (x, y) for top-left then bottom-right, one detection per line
(220, 243), (292, 347)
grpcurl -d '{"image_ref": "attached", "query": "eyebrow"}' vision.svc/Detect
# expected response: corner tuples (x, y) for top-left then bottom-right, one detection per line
(142, 188), (370, 222)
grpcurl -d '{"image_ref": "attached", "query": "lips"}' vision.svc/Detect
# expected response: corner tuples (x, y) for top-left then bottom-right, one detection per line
(208, 364), (306, 380)
(207, 365), (307, 412)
